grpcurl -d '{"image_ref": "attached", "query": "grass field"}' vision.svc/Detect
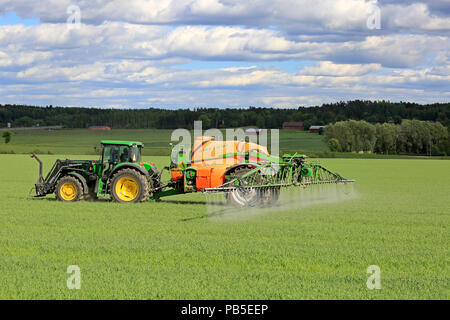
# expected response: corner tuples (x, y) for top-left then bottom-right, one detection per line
(0, 154), (448, 299)
(0, 128), (327, 156)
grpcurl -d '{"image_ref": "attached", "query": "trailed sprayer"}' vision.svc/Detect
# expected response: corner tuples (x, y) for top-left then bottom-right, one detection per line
(31, 136), (354, 206)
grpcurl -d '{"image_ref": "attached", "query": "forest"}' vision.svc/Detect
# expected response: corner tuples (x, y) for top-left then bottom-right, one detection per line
(324, 120), (449, 156)
(1, 100), (449, 130)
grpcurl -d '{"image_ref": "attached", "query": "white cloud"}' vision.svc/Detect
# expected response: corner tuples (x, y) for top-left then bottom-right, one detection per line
(1, 23), (446, 68)
(383, 3), (450, 31)
(2, 58), (448, 107)
(1, 0), (449, 34)
(299, 61), (382, 76)
(0, 1), (448, 108)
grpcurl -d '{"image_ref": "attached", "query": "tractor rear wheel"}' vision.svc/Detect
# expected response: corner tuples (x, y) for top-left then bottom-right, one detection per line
(55, 176), (84, 202)
(110, 168), (149, 203)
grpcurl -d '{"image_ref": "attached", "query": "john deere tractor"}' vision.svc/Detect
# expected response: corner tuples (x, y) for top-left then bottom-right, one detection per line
(31, 141), (158, 202)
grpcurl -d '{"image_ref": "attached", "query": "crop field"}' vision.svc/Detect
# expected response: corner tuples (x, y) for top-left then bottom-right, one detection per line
(0, 153), (448, 299)
(0, 129), (327, 155)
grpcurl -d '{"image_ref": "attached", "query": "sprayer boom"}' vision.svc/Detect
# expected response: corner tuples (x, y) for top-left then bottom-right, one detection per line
(202, 160), (354, 195)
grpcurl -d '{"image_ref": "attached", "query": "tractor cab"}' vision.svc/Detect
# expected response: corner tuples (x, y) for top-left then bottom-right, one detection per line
(100, 141), (143, 178)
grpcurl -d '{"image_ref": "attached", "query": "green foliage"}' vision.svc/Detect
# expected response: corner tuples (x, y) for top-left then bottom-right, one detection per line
(14, 116), (34, 127)
(327, 138), (341, 152)
(2, 131), (12, 144)
(197, 114), (211, 128)
(302, 119), (313, 131)
(347, 120), (376, 152)
(1, 101), (449, 129)
(375, 123), (398, 154)
(397, 120), (448, 155)
(256, 114), (265, 128)
(324, 121), (351, 152)
(324, 120), (376, 152)
(325, 120), (449, 155)
(445, 126), (450, 156)
(0, 155), (448, 299)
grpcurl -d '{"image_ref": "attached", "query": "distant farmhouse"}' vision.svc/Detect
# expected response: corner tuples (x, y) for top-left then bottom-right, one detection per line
(309, 125), (326, 133)
(89, 126), (111, 131)
(282, 122), (304, 130)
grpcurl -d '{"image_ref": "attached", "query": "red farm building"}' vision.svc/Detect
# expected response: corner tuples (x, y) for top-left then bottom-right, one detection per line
(282, 122), (304, 130)
(89, 126), (111, 131)
(309, 125), (326, 133)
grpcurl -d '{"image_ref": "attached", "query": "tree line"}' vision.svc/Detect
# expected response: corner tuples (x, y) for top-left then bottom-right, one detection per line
(324, 120), (449, 156)
(1, 100), (449, 129)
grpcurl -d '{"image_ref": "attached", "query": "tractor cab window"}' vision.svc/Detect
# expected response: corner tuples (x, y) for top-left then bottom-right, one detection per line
(103, 144), (141, 166)
(130, 146), (141, 163)
(103, 145), (120, 164)
(102, 145), (120, 177)
(119, 146), (130, 162)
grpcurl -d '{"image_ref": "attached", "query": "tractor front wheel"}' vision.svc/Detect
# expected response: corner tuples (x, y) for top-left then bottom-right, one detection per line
(110, 169), (149, 203)
(55, 176), (84, 202)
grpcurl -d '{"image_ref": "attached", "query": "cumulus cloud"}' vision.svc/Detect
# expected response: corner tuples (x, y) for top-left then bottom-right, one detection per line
(0, 1), (448, 107)
(383, 3), (450, 31)
(1, 23), (446, 68)
(1, 0), (449, 34)
(299, 61), (383, 76)
(1, 57), (448, 107)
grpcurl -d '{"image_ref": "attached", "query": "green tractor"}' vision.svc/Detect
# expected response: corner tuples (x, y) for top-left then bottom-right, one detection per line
(31, 138), (354, 205)
(31, 140), (158, 203)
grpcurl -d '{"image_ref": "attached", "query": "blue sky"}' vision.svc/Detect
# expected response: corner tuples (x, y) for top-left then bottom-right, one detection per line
(0, 12), (39, 26)
(0, 1), (448, 108)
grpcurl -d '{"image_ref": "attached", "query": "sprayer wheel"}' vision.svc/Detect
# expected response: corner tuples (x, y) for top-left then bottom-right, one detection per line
(226, 167), (261, 207)
(260, 187), (280, 207)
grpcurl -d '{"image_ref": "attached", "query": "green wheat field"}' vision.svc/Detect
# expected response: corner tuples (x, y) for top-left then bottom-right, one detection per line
(0, 129), (328, 156)
(0, 151), (448, 299)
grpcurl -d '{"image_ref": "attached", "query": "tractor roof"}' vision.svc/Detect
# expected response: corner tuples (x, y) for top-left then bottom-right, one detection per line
(101, 140), (144, 147)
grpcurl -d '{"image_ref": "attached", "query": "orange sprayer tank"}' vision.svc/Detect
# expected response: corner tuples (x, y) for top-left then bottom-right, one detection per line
(190, 136), (269, 166)
(170, 136), (269, 190)
(195, 164), (229, 190)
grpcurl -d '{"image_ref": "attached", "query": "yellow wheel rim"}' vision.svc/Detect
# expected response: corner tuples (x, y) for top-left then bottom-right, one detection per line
(115, 177), (139, 202)
(60, 182), (77, 201)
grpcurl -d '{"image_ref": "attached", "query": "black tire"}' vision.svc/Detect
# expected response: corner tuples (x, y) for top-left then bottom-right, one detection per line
(226, 167), (261, 207)
(110, 168), (149, 203)
(259, 187), (280, 207)
(55, 176), (84, 202)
